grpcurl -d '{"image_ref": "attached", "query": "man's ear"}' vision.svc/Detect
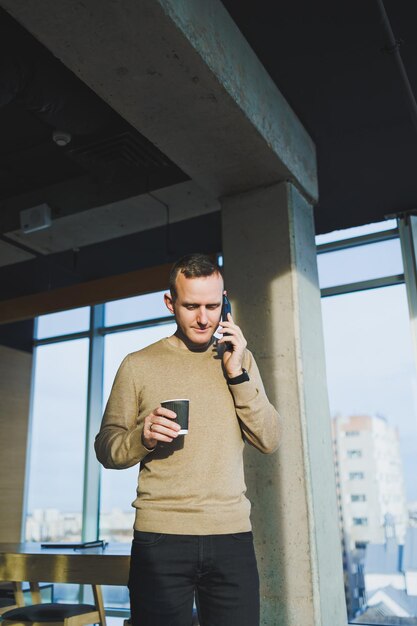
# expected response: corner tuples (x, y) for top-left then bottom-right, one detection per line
(164, 292), (175, 314)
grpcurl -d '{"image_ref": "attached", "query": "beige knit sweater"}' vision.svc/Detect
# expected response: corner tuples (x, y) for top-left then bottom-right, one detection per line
(95, 337), (281, 535)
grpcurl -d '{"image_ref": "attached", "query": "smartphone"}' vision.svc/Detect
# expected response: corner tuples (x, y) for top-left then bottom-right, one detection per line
(222, 294), (232, 322)
(222, 294), (233, 350)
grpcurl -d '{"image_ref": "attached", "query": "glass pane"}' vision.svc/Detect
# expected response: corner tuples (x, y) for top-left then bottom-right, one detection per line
(25, 339), (89, 542)
(315, 218), (397, 245)
(317, 238), (403, 289)
(36, 307), (90, 339)
(322, 284), (417, 622)
(105, 290), (171, 327)
(99, 322), (176, 610)
(100, 323), (177, 541)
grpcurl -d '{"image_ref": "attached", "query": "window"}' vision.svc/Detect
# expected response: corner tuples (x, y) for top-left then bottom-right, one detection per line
(317, 239), (403, 289)
(318, 216), (417, 624)
(347, 450), (362, 459)
(315, 219), (398, 245)
(36, 307), (90, 339)
(99, 322), (176, 543)
(26, 290), (176, 609)
(349, 472), (364, 480)
(105, 291), (169, 327)
(351, 495), (366, 502)
(26, 333), (89, 542)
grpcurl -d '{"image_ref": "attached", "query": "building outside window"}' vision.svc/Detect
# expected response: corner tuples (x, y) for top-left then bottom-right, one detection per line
(318, 216), (417, 624)
(352, 495), (367, 503)
(347, 450), (362, 459)
(349, 472), (365, 481)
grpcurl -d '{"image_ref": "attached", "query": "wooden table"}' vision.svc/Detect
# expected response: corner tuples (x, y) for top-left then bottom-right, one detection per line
(0, 543), (131, 586)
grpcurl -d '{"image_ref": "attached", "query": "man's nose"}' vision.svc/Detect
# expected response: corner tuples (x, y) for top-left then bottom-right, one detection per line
(197, 307), (208, 325)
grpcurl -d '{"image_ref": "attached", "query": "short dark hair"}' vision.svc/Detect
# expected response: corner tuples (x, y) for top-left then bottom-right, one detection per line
(169, 254), (223, 299)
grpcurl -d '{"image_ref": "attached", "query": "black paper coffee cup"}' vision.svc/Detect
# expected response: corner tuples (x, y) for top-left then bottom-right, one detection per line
(161, 399), (189, 434)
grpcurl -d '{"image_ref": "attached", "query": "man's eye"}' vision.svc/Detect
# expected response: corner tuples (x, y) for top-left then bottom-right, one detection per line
(186, 305), (197, 310)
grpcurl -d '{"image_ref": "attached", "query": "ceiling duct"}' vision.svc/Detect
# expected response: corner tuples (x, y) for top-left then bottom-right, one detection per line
(67, 132), (173, 170)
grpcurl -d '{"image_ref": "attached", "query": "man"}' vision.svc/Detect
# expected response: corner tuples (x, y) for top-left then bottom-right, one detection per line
(95, 254), (281, 626)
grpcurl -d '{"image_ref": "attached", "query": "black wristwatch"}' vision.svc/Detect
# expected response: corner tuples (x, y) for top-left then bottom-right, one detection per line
(227, 368), (250, 385)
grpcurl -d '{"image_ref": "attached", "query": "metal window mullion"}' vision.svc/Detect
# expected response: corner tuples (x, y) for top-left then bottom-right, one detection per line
(321, 274), (404, 298)
(82, 304), (105, 542)
(399, 215), (417, 364)
(316, 228), (399, 254)
(20, 319), (39, 541)
(34, 330), (90, 347)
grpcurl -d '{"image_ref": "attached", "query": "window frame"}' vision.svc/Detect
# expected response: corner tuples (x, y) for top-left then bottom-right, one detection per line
(25, 297), (175, 545)
(25, 294), (177, 614)
(317, 215), (417, 626)
(317, 224), (403, 298)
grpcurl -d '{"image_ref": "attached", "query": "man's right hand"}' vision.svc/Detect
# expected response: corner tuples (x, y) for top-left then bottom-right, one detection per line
(141, 406), (181, 449)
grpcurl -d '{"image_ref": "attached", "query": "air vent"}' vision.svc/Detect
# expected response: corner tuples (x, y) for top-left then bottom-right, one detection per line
(67, 131), (171, 169)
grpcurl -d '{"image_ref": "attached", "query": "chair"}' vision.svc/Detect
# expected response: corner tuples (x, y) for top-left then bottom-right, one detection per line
(0, 582), (24, 616)
(0, 598), (19, 617)
(1, 582), (106, 626)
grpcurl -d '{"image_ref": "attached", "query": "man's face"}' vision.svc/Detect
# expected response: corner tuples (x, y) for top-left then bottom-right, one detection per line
(165, 272), (224, 347)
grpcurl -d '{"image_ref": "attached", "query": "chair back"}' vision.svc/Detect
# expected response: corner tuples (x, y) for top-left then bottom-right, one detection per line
(0, 582), (106, 626)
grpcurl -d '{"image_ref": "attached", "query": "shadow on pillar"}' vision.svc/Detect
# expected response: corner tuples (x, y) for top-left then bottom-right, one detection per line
(228, 256), (292, 625)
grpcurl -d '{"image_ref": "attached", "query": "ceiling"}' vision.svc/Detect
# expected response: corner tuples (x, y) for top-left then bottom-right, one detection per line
(0, 0), (416, 301)
(222, 0), (417, 233)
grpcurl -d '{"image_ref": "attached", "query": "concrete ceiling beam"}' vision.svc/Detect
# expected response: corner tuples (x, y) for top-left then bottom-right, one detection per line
(1, 0), (317, 202)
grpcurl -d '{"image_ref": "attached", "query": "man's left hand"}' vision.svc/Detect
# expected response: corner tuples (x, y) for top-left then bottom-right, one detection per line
(218, 313), (247, 378)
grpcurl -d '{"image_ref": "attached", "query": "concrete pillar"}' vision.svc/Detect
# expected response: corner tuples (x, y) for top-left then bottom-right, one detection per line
(222, 182), (347, 626)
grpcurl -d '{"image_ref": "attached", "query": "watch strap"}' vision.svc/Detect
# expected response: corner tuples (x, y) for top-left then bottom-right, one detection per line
(227, 368), (250, 385)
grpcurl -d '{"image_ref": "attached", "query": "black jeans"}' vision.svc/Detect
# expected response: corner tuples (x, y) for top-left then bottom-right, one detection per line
(128, 531), (260, 626)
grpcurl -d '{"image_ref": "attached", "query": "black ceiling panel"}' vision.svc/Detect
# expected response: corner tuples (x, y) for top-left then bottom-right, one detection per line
(222, 0), (417, 232)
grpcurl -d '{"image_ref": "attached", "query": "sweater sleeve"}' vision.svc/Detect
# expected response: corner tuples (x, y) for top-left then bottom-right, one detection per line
(228, 350), (282, 454)
(94, 354), (153, 469)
